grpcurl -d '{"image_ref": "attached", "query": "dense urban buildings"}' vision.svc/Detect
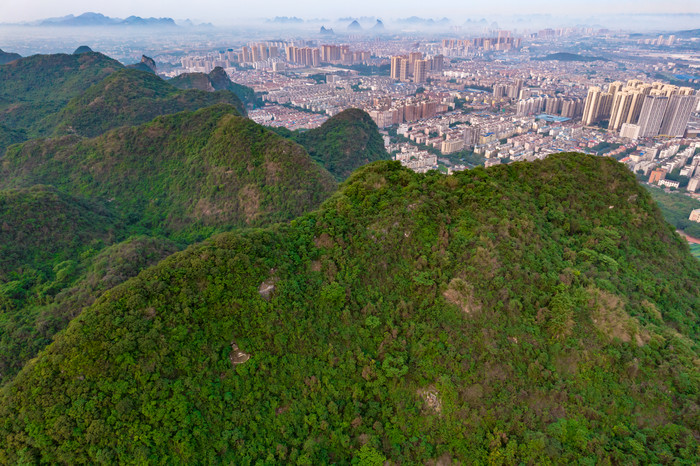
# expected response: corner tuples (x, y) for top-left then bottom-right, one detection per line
(136, 25), (700, 180)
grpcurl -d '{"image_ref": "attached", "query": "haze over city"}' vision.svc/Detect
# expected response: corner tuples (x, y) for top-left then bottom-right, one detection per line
(2, 0), (700, 26)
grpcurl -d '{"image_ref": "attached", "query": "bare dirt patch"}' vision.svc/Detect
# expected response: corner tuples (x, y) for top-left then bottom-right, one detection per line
(229, 342), (250, 365)
(443, 278), (480, 314)
(418, 386), (443, 414)
(238, 184), (261, 224)
(588, 287), (649, 346)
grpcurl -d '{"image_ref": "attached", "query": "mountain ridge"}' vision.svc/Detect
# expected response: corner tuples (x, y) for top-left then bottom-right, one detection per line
(0, 153), (697, 463)
(37, 68), (245, 138)
(1, 104), (337, 238)
(38, 12), (177, 27)
(169, 67), (256, 109)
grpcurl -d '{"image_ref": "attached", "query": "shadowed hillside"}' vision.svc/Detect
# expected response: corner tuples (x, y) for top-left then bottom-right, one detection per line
(272, 108), (389, 180)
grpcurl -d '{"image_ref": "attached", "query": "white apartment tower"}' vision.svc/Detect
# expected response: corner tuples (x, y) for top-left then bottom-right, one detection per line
(637, 94), (669, 137)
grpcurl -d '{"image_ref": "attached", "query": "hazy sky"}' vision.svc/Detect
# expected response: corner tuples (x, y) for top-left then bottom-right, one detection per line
(2, 0), (699, 23)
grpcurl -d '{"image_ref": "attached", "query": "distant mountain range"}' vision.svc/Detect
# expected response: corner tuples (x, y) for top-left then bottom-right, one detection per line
(396, 16), (450, 27)
(26, 12), (177, 27)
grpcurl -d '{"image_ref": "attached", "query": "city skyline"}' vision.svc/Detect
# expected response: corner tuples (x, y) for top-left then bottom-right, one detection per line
(2, 1), (700, 24)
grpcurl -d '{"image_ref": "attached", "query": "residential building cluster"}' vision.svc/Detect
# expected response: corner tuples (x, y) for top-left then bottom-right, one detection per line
(393, 147), (438, 173)
(440, 33), (522, 56)
(582, 80), (699, 138)
(389, 52), (444, 83)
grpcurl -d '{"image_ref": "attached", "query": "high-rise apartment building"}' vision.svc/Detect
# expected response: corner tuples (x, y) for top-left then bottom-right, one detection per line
(399, 59), (410, 82)
(659, 94), (697, 137)
(582, 87), (602, 125)
(432, 55), (444, 72)
(390, 56), (403, 80)
(413, 60), (427, 84)
(637, 94), (669, 137)
(609, 91), (635, 131)
(464, 125), (480, 148)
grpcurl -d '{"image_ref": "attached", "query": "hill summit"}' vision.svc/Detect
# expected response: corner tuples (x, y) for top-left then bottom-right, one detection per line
(0, 153), (697, 463)
(272, 108), (389, 180)
(170, 67), (256, 109)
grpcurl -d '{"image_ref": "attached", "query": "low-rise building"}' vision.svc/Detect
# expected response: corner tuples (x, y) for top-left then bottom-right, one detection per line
(690, 208), (700, 223)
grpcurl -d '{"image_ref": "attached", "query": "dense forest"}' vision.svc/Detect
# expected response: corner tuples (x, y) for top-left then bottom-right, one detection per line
(0, 52), (123, 134)
(39, 69), (245, 137)
(0, 154), (697, 463)
(0, 104), (336, 238)
(0, 104), (338, 381)
(271, 108), (389, 180)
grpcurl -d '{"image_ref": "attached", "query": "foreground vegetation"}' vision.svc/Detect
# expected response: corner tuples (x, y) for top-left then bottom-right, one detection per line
(1, 154), (697, 463)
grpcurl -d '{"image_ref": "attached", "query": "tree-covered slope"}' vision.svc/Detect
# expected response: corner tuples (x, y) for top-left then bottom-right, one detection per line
(0, 185), (120, 286)
(1, 104), (337, 240)
(1, 154), (697, 463)
(0, 185), (122, 378)
(0, 234), (177, 384)
(0, 124), (25, 154)
(273, 108), (389, 180)
(37, 69), (245, 138)
(0, 52), (123, 132)
(170, 67), (256, 109)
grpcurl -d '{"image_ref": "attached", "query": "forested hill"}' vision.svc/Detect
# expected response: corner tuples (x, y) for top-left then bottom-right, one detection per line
(272, 108), (389, 180)
(38, 68), (245, 137)
(0, 52), (251, 154)
(0, 104), (337, 381)
(0, 104), (337, 240)
(0, 124), (25, 151)
(1, 153), (697, 463)
(0, 185), (120, 285)
(0, 52), (123, 131)
(170, 66), (257, 109)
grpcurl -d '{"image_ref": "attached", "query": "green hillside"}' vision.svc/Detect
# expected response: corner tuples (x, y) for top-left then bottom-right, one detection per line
(39, 69), (245, 138)
(0, 234), (177, 384)
(0, 185), (120, 286)
(1, 154), (697, 463)
(0, 124), (25, 154)
(691, 243), (700, 259)
(0, 52), (123, 132)
(272, 108), (389, 180)
(0, 104), (337, 241)
(170, 67), (257, 109)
